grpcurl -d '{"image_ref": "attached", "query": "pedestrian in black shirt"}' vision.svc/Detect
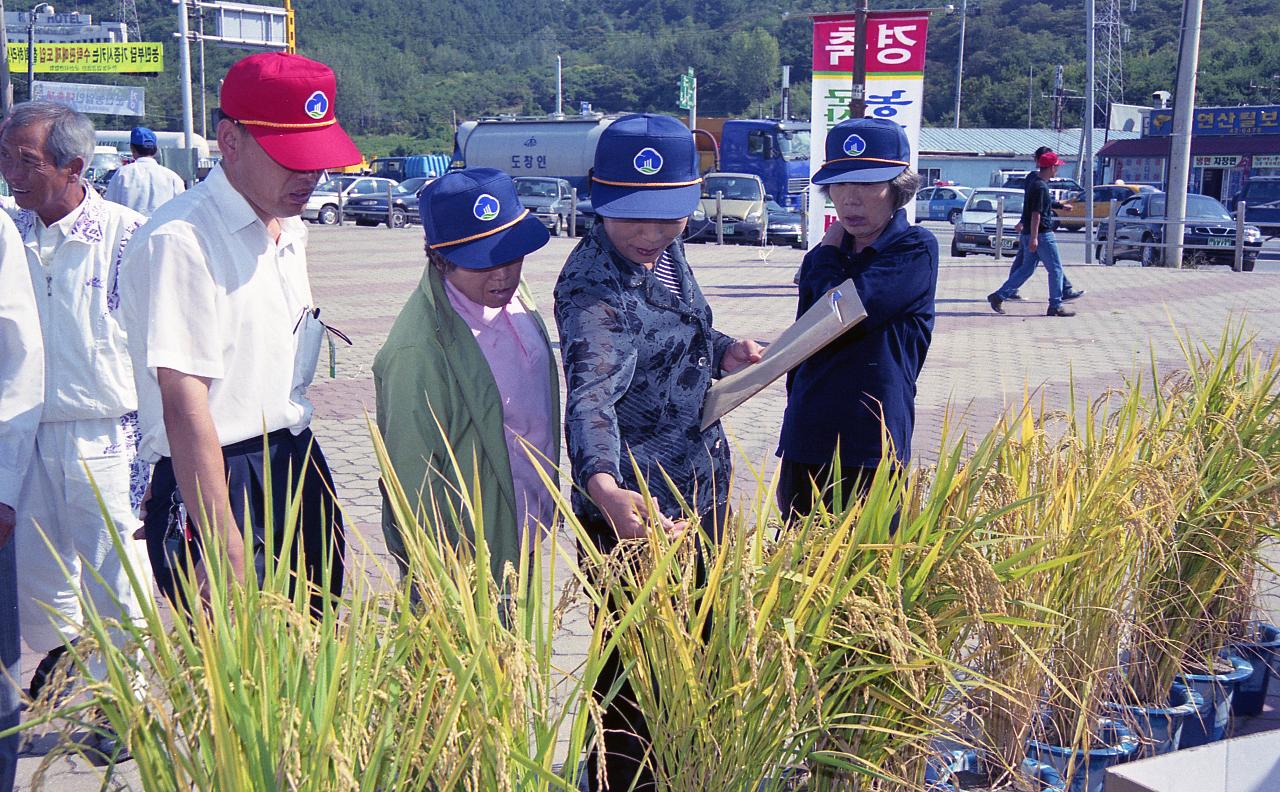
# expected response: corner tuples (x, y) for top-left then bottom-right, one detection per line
(988, 150), (1080, 317)
(1002, 146), (1083, 302)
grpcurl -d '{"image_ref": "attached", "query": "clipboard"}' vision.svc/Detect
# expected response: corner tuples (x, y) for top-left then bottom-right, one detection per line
(700, 278), (867, 430)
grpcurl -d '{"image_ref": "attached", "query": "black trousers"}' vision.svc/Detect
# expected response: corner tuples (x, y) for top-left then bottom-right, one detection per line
(775, 459), (877, 520)
(582, 504), (727, 792)
(143, 427), (346, 615)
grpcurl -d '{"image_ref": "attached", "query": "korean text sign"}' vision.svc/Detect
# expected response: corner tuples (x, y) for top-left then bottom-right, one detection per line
(7, 42), (164, 74)
(1148, 106), (1280, 137)
(32, 81), (145, 117)
(809, 12), (930, 243)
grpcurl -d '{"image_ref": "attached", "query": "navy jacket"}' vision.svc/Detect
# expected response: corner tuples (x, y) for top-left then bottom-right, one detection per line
(777, 209), (938, 468)
(555, 223), (734, 527)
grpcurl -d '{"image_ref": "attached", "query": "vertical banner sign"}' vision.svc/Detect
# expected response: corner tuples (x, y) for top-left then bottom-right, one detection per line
(810, 12), (930, 244)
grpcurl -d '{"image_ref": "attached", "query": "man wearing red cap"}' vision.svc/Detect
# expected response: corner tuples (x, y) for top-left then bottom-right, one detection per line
(120, 53), (361, 610)
(988, 149), (1079, 317)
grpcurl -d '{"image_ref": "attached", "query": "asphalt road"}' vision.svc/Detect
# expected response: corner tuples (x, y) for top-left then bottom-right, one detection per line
(920, 220), (1280, 272)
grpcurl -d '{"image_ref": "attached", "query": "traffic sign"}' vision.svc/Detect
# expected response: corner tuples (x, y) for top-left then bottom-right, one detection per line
(678, 69), (694, 109)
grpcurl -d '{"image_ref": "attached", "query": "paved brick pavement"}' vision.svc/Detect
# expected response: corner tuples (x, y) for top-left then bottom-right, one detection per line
(15, 223), (1280, 789)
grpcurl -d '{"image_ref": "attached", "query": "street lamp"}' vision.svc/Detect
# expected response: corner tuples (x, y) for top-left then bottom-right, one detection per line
(28, 3), (55, 102)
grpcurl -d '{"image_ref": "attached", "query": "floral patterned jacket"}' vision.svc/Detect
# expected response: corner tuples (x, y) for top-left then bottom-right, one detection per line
(554, 223), (734, 532)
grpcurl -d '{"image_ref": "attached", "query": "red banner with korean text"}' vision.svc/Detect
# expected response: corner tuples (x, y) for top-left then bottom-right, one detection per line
(810, 12), (931, 238)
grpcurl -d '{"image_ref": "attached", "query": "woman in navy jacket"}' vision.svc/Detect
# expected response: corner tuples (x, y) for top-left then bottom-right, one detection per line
(777, 117), (938, 517)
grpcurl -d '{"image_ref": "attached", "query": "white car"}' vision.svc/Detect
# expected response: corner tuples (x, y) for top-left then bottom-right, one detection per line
(950, 188), (1024, 257)
(303, 176), (400, 225)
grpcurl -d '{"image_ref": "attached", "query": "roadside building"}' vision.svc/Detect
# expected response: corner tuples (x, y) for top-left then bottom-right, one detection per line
(1096, 105), (1280, 203)
(916, 128), (1136, 189)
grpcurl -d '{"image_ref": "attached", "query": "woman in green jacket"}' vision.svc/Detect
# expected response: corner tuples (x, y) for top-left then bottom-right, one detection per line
(374, 168), (558, 583)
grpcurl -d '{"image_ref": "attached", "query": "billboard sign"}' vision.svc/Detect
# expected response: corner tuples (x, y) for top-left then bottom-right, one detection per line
(1148, 105), (1280, 136)
(32, 80), (144, 116)
(8, 42), (162, 73)
(810, 12), (931, 242)
(206, 1), (288, 50)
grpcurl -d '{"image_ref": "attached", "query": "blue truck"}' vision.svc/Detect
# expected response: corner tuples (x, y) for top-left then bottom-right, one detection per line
(370, 154), (451, 181)
(451, 115), (811, 212)
(712, 119), (811, 212)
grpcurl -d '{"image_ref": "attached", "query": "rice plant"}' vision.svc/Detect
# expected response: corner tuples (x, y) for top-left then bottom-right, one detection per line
(13, 324), (1277, 792)
(15, 427), (611, 791)
(1124, 325), (1280, 705)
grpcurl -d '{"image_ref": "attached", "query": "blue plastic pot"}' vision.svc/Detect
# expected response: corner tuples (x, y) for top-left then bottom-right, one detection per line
(924, 758), (957, 792)
(1230, 622), (1280, 717)
(1025, 719), (1138, 792)
(1179, 654), (1254, 747)
(1017, 758), (1067, 792)
(1105, 682), (1203, 758)
(930, 748), (1066, 792)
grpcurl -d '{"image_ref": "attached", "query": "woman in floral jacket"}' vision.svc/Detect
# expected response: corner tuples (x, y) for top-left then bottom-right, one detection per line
(554, 112), (762, 792)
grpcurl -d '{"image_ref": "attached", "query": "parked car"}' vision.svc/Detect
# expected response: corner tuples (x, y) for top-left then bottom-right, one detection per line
(1103, 192), (1263, 270)
(573, 196), (595, 236)
(1055, 183), (1160, 230)
(86, 148), (125, 195)
(343, 183), (420, 227)
(915, 185), (972, 223)
(303, 176), (399, 224)
(951, 188), (1023, 257)
(1231, 176), (1280, 238)
(513, 176), (575, 236)
(396, 176), (434, 196)
(731, 199), (803, 247)
(696, 172), (767, 243)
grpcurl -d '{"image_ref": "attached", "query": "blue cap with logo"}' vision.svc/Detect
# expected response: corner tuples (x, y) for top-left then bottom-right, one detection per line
(812, 117), (910, 185)
(420, 167), (550, 270)
(591, 113), (702, 220)
(130, 126), (158, 147)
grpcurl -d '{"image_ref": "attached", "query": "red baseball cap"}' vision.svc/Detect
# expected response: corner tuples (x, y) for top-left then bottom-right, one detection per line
(1037, 150), (1067, 168)
(220, 53), (361, 172)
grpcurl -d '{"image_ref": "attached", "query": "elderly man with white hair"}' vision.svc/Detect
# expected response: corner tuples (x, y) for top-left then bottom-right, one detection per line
(0, 102), (150, 753)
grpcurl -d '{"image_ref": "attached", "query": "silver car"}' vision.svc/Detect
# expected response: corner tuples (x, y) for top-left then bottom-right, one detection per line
(303, 176), (400, 225)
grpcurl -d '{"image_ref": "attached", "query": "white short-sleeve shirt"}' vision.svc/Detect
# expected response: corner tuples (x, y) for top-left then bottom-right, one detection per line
(119, 165), (317, 462)
(103, 156), (187, 217)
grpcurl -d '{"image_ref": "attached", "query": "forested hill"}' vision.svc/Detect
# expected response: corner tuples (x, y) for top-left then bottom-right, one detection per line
(47, 0), (1280, 154)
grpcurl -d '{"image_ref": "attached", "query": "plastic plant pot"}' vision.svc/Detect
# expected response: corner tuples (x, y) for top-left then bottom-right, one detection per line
(1018, 758), (1067, 792)
(929, 747), (1065, 791)
(1025, 719), (1139, 792)
(1179, 654), (1254, 748)
(1105, 682), (1203, 759)
(1230, 622), (1280, 717)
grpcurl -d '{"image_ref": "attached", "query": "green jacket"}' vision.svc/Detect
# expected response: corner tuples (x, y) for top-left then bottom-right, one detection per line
(373, 264), (560, 583)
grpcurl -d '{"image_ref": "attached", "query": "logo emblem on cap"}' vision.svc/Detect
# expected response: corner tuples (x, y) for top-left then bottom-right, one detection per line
(633, 147), (663, 176)
(473, 194), (500, 222)
(842, 135), (867, 157)
(304, 91), (329, 120)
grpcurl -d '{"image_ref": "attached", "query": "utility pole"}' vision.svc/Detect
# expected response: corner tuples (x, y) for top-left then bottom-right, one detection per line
(690, 74), (697, 133)
(176, 0), (195, 169)
(952, 0), (967, 128)
(0, 0), (12, 115)
(555, 54), (563, 118)
(1165, 0), (1203, 269)
(1084, 0), (1096, 264)
(781, 65), (790, 119)
(1027, 65), (1034, 128)
(198, 5), (207, 138)
(1052, 65), (1065, 131)
(849, 0), (869, 118)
